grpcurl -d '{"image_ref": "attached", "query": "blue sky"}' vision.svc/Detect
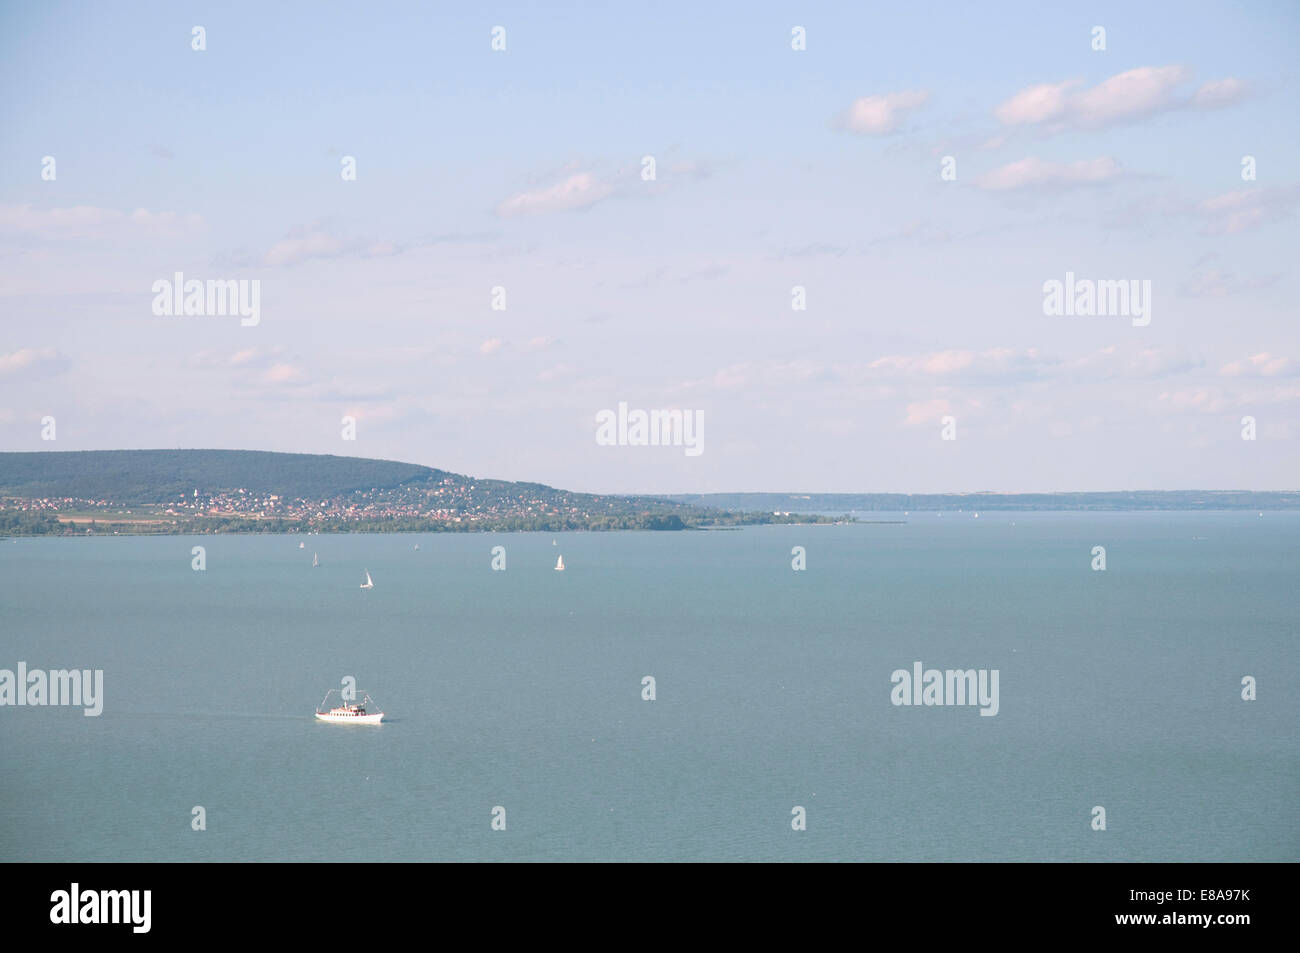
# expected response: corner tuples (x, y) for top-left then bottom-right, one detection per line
(1, 1), (1297, 492)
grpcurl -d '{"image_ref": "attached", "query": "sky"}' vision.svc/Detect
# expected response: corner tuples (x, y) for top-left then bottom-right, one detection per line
(1, 0), (1297, 494)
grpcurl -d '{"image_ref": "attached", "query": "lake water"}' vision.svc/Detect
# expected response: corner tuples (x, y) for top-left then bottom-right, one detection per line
(1, 512), (1296, 861)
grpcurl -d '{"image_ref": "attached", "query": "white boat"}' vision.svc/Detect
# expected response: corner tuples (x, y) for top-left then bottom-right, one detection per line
(360, 570), (374, 589)
(298, 541), (305, 549)
(414, 543), (420, 551)
(312, 552), (319, 568)
(315, 690), (383, 725)
(555, 555), (565, 571)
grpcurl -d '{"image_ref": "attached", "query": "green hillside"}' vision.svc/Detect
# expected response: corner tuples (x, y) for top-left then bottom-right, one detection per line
(0, 449), (842, 534)
(0, 449), (442, 502)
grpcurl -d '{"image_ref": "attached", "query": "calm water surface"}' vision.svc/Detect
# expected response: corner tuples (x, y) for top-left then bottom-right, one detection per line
(1, 512), (1296, 861)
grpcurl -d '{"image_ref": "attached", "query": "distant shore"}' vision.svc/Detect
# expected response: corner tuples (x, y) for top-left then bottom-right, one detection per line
(3, 450), (1297, 538)
(0, 508), (841, 537)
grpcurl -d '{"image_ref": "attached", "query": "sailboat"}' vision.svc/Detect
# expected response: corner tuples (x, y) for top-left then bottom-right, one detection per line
(360, 570), (374, 589)
(298, 541), (305, 549)
(554, 555), (565, 572)
(312, 552), (319, 568)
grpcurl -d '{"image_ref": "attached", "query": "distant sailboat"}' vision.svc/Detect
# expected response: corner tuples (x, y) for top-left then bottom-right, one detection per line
(360, 570), (374, 589)
(299, 541), (305, 549)
(312, 552), (319, 568)
(414, 543), (420, 551)
(555, 555), (565, 572)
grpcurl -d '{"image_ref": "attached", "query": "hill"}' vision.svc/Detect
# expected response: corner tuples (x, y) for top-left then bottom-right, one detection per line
(0, 449), (439, 502)
(0, 449), (829, 535)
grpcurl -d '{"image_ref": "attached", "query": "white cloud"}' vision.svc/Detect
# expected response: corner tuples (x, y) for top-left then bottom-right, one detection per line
(994, 81), (1076, 125)
(1071, 66), (1190, 125)
(191, 346), (288, 370)
(537, 363), (573, 382)
(0, 347), (66, 377)
(262, 363), (307, 384)
(1156, 381), (1300, 415)
(867, 348), (1051, 382)
(264, 231), (346, 266)
(1156, 388), (1227, 413)
(0, 205), (203, 239)
(1219, 353), (1291, 378)
(976, 156), (1122, 191)
(994, 66), (1246, 131)
(1192, 77), (1249, 108)
(676, 347), (1198, 400)
(1062, 346), (1202, 380)
(1198, 187), (1299, 235)
(340, 404), (401, 425)
(839, 90), (931, 134)
(258, 228), (462, 267)
(702, 360), (823, 392)
(496, 173), (614, 217)
(712, 365), (749, 390)
(863, 346), (1198, 384)
(903, 398), (951, 426)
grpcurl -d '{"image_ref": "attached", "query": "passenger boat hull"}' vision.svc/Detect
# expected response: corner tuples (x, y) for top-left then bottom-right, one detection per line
(315, 711), (384, 725)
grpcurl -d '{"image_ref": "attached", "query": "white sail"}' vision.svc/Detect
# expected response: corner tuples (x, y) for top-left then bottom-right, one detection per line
(555, 555), (565, 571)
(312, 553), (319, 567)
(299, 541), (305, 549)
(360, 570), (374, 589)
